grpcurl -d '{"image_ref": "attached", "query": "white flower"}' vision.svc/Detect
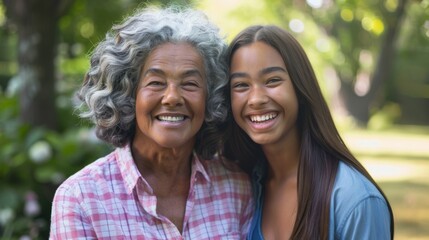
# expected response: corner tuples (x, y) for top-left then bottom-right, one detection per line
(19, 235), (31, 240)
(0, 208), (14, 226)
(24, 191), (40, 217)
(6, 75), (24, 97)
(28, 140), (52, 164)
(78, 128), (100, 144)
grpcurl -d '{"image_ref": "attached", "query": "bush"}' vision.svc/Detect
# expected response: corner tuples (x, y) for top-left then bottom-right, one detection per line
(0, 94), (111, 239)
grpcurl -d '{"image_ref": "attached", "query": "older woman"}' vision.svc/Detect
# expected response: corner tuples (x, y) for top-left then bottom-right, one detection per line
(50, 7), (253, 239)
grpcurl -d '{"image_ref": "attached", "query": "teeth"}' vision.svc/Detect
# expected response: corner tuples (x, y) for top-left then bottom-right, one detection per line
(158, 115), (185, 122)
(250, 113), (277, 123)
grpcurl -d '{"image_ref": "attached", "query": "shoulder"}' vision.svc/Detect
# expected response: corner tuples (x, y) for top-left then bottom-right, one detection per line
(330, 162), (391, 239)
(201, 157), (252, 192)
(332, 162), (383, 201)
(203, 157), (251, 180)
(53, 149), (118, 199)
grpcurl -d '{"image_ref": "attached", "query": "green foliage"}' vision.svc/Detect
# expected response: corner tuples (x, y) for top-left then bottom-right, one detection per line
(368, 102), (402, 130)
(0, 94), (112, 239)
(59, 0), (193, 59)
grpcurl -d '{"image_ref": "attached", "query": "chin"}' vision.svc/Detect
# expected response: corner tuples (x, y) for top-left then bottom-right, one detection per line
(158, 141), (186, 149)
(250, 137), (274, 146)
(156, 137), (194, 149)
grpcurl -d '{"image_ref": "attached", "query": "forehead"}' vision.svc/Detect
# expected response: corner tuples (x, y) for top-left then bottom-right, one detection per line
(231, 41), (285, 71)
(143, 42), (205, 75)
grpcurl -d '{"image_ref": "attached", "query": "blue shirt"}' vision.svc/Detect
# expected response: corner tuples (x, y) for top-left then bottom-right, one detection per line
(248, 161), (391, 240)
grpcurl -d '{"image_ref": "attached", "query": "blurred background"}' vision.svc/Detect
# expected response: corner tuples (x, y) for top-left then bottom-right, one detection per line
(0, 0), (428, 239)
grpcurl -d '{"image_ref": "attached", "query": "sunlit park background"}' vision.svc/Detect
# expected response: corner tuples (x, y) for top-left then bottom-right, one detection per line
(0, 0), (428, 239)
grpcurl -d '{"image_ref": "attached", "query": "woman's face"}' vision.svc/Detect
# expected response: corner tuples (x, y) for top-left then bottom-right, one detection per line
(230, 41), (299, 147)
(134, 42), (207, 149)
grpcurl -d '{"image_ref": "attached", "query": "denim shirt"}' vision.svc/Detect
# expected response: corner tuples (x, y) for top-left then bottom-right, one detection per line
(248, 161), (391, 240)
(248, 161), (266, 240)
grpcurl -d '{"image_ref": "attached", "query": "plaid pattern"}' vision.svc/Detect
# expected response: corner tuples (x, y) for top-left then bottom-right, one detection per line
(50, 145), (253, 239)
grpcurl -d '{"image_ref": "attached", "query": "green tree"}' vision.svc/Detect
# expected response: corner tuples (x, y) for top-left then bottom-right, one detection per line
(2, 0), (192, 130)
(269, 0), (410, 125)
(3, 0), (75, 130)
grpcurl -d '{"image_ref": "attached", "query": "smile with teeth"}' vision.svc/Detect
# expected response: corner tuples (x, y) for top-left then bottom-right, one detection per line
(249, 113), (278, 123)
(157, 115), (186, 122)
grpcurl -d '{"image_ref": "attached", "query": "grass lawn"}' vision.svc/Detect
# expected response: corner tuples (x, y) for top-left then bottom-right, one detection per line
(342, 125), (429, 240)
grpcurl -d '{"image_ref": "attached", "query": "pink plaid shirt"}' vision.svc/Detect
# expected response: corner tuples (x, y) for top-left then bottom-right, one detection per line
(50, 145), (253, 239)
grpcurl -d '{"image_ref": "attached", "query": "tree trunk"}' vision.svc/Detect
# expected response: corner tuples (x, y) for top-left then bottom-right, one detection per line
(3, 0), (74, 130)
(338, 0), (407, 125)
(339, 79), (372, 124)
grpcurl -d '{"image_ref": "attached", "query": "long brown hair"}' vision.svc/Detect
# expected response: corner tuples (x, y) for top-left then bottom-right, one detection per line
(221, 25), (394, 239)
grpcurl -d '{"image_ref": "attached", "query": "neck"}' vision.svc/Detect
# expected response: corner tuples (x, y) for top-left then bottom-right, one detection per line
(131, 136), (194, 183)
(262, 130), (300, 183)
(131, 136), (194, 233)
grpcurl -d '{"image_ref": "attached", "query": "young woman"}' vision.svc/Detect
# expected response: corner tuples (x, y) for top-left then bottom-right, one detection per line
(220, 25), (394, 239)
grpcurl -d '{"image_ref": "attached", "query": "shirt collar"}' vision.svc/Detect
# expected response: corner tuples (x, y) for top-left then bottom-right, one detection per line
(117, 144), (211, 195)
(191, 151), (211, 183)
(116, 144), (142, 195)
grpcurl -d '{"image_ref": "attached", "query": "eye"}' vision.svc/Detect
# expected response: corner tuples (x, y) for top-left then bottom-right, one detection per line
(149, 81), (162, 86)
(146, 81), (165, 86)
(182, 80), (202, 91)
(183, 80), (199, 87)
(143, 78), (166, 90)
(230, 81), (249, 93)
(231, 82), (249, 88)
(266, 77), (282, 86)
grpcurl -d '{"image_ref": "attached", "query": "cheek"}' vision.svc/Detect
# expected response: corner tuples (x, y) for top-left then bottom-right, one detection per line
(286, 87), (299, 108)
(191, 92), (207, 117)
(195, 102), (206, 118)
(135, 92), (151, 112)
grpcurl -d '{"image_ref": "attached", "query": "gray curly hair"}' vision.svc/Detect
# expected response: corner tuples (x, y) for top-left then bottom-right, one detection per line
(76, 6), (229, 155)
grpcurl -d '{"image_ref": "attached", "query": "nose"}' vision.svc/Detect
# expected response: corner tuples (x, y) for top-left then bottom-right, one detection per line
(248, 86), (269, 107)
(162, 84), (184, 106)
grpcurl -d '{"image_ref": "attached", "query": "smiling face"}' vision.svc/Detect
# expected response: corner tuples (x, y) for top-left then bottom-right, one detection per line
(134, 42), (207, 149)
(230, 41), (299, 147)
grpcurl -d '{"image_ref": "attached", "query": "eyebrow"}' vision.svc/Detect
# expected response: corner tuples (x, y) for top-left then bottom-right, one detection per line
(261, 66), (287, 75)
(182, 69), (204, 79)
(142, 68), (203, 79)
(230, 72), (248, 80)
(230, 66), (287, 80)
(142, 68), (164, 77)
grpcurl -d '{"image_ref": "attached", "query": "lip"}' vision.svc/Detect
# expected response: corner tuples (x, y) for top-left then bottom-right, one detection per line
(245, 111), (279, 131)
(155, 112), (189, 127)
